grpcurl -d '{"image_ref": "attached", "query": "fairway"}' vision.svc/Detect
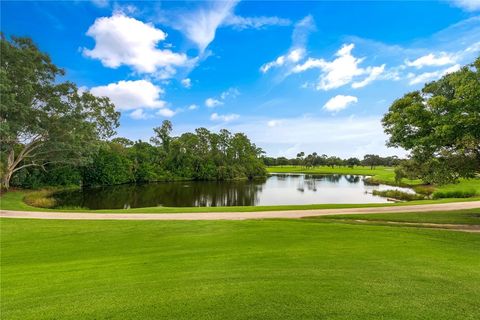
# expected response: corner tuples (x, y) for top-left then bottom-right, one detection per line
(2, 217), (480, 319)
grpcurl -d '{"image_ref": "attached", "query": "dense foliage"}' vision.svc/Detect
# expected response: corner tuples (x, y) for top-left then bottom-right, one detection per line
(11, 121), (267, 188)
(383, 56), (480, 184)
(262, 153), (401, 168)
(0, 35), (120, 189)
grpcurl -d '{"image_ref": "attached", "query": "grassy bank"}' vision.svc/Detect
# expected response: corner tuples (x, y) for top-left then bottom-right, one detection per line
(1, 189), (479, 213)
(316, 208), (480, 225)
(1, 217), (479, 320)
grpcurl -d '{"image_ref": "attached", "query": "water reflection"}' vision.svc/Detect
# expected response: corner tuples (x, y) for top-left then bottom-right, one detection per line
(54, 174), (415, 209)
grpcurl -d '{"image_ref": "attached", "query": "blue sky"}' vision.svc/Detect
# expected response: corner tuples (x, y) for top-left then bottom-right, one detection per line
(2, 0), (480, 157)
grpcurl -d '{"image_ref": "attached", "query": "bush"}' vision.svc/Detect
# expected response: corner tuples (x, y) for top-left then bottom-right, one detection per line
(23, 190), (57, 208)
(432, 189), (477, 199)
(372, 189), (425, 201)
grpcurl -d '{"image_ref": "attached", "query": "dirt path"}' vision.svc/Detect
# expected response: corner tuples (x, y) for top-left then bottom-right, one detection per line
(1, 201), (479, 221)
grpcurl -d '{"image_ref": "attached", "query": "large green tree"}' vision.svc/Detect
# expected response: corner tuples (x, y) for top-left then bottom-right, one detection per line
(0, 36), (119, 189)
(382, 57), (480, 184)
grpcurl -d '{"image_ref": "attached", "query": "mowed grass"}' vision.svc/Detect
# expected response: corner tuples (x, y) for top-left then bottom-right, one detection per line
(316, 208), (480, 225)
(1, 218), (480, 319)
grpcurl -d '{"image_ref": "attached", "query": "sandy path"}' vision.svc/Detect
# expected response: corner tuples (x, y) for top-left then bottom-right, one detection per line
(1, 201), (479, 221)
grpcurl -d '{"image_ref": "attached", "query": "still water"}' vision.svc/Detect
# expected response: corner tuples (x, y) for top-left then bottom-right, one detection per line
(53, 174), (414, 209)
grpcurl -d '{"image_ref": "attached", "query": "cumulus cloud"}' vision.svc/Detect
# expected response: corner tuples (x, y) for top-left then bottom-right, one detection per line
(181, 78), (192, 88)
(323, 95), (358, 112)
(405, 52), (456, 68)
(90, 80), (166, 111)
(408, 64), (461, 85)
(129, 109), (149, 120)
(188, 104), (199, 110)
(210, 112), (239, 122)
(261, 48), (306, 73)
(205, 98), (224, 108)
(352, 64), (386, 88)
(83, 14), (190, 76)
(292, 44), (385, 90)
(157, 108), (177, 118)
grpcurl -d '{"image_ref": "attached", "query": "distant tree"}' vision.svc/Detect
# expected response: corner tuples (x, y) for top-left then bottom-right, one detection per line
(296, 152), (305, 167)
(362, 154), (382, 169)
(151, 120), (173, 153)
(0, 36), (119, 189)
(346, 157), (361, 168)
(382, 56), (480, 184)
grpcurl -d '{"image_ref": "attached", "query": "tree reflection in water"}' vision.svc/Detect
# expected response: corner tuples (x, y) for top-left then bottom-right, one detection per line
(53, 174), (411, 209)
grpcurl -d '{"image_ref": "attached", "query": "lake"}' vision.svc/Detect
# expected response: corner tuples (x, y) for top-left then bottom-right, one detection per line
(53, 174), (415, 209)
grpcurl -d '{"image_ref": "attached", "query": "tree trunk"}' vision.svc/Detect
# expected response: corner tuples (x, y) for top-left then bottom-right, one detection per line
(1, 170), (13, 190)
(1, 149), (15, 190)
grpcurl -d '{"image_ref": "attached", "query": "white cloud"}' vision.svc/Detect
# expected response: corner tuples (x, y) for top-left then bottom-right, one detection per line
(188, 104), (199, 110)
(261, 48), (306, 73)
(220, 87), (240, 100)
(224, 15), (291, 30)
(408, 64), (461, 85)
(83, 14), (190, 76)
(267, 120), (283, 127)
(210, 113), (239, 122)
(205, 98), (224, 108)
(405, 53), (456, 69)
(169, 1), (238, 53)
(164, 0), (290, 53)
(293, 43), (385, 90)
(90, 80), (166, 111)
(129, 109), (149, 120)
(323, 95), (358, 112)
(449, 0), (480, 11)
(260, 15), (314, 73)
(157, 108), (176, 118)
(352, 64), (386, 88)
(181, 78), (192, 88)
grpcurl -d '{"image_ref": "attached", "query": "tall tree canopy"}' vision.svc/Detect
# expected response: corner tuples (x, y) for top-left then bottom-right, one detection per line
(0, 36), (119, 189)
(382, 56), (480, 184)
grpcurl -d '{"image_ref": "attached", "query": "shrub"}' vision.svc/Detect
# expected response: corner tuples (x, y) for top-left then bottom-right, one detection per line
(23, 190), (57, 208)
(372, 189), (425, 201)
(432, 189), (477, 199)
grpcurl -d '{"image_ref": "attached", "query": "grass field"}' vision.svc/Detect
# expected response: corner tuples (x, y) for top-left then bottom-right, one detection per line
(1, 214), (479, 320)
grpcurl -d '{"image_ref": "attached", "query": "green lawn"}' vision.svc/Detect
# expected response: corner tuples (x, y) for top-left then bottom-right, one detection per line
(1, 217), (479, 320)
(316, 208), (480, 225)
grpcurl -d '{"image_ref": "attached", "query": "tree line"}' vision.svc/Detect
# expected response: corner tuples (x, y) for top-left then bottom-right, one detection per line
(262, 153), (401, 169)
(11, 121), (266, 189)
